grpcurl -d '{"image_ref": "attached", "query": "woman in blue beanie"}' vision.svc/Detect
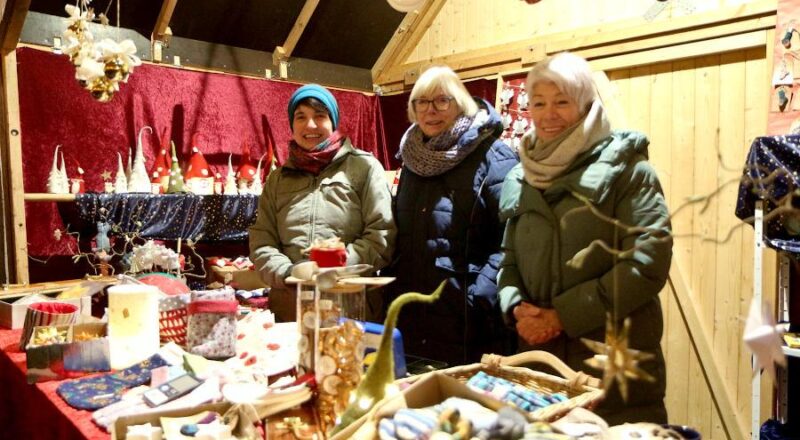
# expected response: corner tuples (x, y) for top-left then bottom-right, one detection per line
(382, 66), (519, 366)
(249, 84), (396, 321)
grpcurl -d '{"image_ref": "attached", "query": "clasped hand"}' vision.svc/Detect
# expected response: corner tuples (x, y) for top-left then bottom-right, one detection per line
(513, 302), (563, 345)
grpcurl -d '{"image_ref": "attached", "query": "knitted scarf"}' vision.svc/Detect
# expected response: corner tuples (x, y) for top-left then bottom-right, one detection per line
(288, 131), (345, 175)
(399, 110), (492, 177)
(519, 99), (611, 189)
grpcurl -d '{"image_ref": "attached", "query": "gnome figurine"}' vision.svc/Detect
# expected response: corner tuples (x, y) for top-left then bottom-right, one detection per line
(236, 142), (258, 191)
(223, 154), (238, 195)
(184, 134), (214, 195)
(150, 129), (172, 193)
(70, 164), (85, 194)
(59, 152), (69, 193)
(114, 152), (129, 193)
(47, 145), (67, 194)
(249, 154), (265, 196)
(128, 126), (153, 192)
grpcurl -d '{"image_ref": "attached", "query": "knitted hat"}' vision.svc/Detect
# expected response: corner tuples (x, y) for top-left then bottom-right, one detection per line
(287, 84), (339, 131)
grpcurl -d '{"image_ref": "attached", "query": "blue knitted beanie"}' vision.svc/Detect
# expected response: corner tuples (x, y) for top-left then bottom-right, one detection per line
(287, 84), (340, 131)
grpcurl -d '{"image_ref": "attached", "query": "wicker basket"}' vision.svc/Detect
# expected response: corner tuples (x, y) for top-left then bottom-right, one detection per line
(399, 350), (605, 422)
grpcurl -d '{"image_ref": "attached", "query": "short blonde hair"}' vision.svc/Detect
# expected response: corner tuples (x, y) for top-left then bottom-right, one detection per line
(526, 52), (597, 111)
(407, 66), (478, 123)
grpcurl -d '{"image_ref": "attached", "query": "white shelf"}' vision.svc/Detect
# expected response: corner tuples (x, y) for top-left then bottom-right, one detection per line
(783, 345), (800, 359)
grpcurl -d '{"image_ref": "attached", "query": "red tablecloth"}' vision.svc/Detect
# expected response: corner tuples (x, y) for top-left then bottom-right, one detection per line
(0, 327), (108, 440)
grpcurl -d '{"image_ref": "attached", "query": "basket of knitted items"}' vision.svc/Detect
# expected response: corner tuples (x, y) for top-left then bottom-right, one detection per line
(399, 350), (604, 423)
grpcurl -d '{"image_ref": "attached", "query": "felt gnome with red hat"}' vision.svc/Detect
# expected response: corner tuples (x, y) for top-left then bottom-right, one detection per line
(184, 134), (214, 195)
(236, 141), (259, 194)
(150, 128), (172, 193)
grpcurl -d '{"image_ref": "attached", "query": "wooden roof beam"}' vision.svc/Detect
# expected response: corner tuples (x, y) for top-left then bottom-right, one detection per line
(273, 0), (320, 67)
(152, 0), (177, 43)
(372, 0), (446, 86)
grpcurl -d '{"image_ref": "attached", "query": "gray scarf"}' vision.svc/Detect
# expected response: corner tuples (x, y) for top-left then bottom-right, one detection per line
(399, 110), (491, 177)
(520, 99), (611, 189)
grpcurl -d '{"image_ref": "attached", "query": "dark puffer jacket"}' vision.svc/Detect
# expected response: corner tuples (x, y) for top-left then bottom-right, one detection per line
(383, 99), (519, 367)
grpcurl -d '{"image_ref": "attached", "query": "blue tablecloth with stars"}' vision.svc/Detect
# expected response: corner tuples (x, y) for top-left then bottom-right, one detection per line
(61, 193), (259, 242)
(735, 135), (800, 254)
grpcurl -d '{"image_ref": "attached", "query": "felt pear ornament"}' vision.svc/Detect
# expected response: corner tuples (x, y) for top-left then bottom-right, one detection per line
(330, 280), (446, 436)
(166, 141), (185, 193)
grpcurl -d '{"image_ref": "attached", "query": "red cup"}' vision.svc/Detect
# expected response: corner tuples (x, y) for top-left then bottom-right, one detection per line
(309, 248), (347, 268)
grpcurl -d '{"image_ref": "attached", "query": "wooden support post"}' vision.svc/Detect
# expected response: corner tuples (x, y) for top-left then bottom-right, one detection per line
(272, 0), (320, 66)
(0, 0), (30, 285)
(668, 261), (746, 440)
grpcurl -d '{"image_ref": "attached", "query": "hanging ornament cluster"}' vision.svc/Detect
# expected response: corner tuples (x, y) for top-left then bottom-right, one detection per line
(61, 0), (141, 103)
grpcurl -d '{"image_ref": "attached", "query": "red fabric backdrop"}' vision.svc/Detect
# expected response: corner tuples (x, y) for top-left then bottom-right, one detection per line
(17, 47), (388, 258)
(17, 47), (498, 279)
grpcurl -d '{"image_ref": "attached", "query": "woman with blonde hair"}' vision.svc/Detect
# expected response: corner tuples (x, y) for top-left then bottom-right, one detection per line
(383, 66), (519, 366)
(498, 52), (671, 424)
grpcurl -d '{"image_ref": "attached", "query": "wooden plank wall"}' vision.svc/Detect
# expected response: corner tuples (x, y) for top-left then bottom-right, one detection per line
(396, 0), (778, 438)
(607, 49), (775, 439)
(407, 0), (761, 63)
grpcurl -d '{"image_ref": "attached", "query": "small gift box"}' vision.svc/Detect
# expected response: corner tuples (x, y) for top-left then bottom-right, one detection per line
(19, 302), (79, 350)
(26, 322), (110, 383)
(186, 288), (238, 359)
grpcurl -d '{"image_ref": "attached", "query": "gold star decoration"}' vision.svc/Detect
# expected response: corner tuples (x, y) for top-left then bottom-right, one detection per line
(101, 170), (112, 181)
(581, 314), (656, 401)
(53, 229), (63, 241)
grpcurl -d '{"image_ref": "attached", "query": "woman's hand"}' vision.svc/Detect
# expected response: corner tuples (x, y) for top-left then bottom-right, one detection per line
(513, 302), (563, 345)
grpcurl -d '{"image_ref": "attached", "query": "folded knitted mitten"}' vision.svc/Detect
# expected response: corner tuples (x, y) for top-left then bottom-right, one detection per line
(56, 354), (169, 410)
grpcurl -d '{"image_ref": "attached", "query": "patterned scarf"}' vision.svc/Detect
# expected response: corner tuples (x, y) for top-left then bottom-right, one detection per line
(399, 110), (492, 177)
(519, 99), (611, 189)
(288, 131), (345, 175)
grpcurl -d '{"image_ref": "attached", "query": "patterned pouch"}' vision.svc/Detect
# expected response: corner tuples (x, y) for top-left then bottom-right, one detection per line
(159, 294), (189, 347)
(186, 287), (238, 359)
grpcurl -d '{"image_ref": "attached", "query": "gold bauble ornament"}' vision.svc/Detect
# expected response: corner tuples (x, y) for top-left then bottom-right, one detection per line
(103, 58), (124, 82)
(87, 77), (115, 103)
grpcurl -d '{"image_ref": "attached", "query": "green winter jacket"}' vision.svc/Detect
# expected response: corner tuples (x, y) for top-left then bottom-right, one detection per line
(249, 140), (396, 288)
(498, 130), (672, 425)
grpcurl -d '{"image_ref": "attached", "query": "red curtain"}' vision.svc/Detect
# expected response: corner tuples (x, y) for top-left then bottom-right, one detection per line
(17, 47), (389, 258)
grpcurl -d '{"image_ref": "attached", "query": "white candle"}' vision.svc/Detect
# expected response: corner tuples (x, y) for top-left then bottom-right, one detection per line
(107, 284), (160, 370)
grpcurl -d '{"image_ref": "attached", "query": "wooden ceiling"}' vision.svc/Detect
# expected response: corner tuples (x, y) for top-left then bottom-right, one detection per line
(24, 0), (406, 70)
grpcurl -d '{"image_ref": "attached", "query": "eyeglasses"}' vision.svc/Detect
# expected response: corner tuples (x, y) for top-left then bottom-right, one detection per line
(412, 95), (455, 112)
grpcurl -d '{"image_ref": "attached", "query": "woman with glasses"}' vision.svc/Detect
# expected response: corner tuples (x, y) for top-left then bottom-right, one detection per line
(498, 53), (671, 424)
(249, 84), (396, 322)
(383, 66), (519, 366)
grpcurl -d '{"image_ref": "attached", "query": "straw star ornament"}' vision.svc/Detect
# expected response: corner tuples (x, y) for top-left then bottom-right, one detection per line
(581, 314), (656, 401)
